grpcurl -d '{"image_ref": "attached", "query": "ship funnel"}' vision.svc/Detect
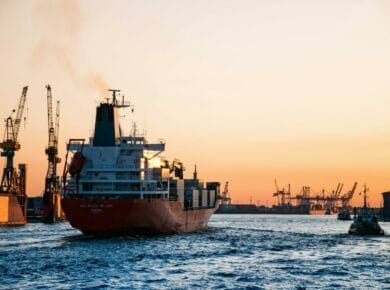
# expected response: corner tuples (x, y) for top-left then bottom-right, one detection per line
(93, 102), (120, 146)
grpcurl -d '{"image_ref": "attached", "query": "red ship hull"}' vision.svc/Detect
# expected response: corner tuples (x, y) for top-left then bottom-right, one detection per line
(61, 197), (217, 236)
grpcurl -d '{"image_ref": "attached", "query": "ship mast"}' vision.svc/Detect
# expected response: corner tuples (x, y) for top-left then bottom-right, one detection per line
(363, 184), (368, 209)
(108, 89), (130, 108)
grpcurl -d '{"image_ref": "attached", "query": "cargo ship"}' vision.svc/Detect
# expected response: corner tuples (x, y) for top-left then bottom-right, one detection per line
(61, 89), (220, 236)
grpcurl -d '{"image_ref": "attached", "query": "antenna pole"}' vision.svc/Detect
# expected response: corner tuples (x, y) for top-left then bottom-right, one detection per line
(108, 89), (121, 105)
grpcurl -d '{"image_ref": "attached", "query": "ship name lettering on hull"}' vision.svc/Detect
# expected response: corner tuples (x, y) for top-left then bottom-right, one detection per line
(80, 204), (113, 209)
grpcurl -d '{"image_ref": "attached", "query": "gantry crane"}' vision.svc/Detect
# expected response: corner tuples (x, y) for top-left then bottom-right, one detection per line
(0, 86), (28, 193)
(289, 182), (357, 214)
(326, 182), (344, 212)
(332, 183), (344, 199)
(273, 179), (291, 206)
(340, 182), (357, 207)
(43, 85), (61, 223)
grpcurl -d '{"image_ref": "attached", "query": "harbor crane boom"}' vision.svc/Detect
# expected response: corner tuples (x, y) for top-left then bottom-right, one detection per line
(336, 183), (343, 198)
(341, 182), (357, 207)
(274, 179), (279, 193)
(12, 86), (27, 143)
(55, 99), (60, 148)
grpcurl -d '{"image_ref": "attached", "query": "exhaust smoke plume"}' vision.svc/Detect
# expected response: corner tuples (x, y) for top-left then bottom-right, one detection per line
(85, 73), (110, 97)
(31, 0), (109, 96)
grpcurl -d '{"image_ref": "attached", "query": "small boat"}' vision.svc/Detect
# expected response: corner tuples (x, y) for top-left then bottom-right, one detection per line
(348, 185), (384, 235)
(337, 206), (351, 220)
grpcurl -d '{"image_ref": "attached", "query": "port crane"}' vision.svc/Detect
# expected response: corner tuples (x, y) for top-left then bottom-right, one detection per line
(221, 181), (231, 205)
(273, 179), (291, 206)
(332, 183), (344, 199)
(0, 87), (28, 221)
(325, 182), (344, 212)
(340, 182), (357, 207)
(43, 85), (61, 223)
(287, 182), (358, 213)
(0, 86), (28, 193)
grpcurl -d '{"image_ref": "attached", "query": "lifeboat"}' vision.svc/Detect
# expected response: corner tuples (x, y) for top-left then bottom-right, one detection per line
(68, 152), (85, 177)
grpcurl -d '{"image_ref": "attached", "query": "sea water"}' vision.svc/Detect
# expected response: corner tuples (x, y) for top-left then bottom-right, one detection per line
(0, 215), (389, 289)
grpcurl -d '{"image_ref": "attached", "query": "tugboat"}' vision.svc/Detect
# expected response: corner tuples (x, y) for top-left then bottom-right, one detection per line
(61, 89), (221, 236)
(337, 205), (352, 220)
(348, 185), (384, 235)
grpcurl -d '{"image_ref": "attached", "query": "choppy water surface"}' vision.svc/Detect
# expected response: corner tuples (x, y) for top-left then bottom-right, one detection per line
(0, 215), (389, 289)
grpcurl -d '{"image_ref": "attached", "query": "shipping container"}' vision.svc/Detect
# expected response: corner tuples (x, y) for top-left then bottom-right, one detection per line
(193, 189), (199, 208)
(177, 180), (184, 207)
(209, 190), (215, 207)
(202, 190), (208, 208)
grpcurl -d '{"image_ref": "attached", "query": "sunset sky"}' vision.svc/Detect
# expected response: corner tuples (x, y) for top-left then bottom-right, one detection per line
(0, 0), (389, 206)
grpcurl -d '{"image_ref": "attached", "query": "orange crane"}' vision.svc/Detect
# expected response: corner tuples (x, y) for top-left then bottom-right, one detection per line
(43, 85), (61, 223)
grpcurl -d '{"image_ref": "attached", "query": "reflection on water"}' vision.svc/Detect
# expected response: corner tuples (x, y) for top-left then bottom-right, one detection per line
(0, 215), (389, 289)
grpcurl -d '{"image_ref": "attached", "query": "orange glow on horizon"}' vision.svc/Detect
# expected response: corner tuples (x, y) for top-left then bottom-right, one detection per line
(1, 1), (390, 208)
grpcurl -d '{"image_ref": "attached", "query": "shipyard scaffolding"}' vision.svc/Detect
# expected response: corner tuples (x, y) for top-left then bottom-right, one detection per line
(0, 86), (28, 225)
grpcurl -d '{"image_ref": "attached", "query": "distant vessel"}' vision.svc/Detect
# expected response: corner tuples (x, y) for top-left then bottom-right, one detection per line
(61, 89), (220, 236)
(310, 205), (327, 215)
(348, 185), (384, 235)
(337, 206), (351, 220)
